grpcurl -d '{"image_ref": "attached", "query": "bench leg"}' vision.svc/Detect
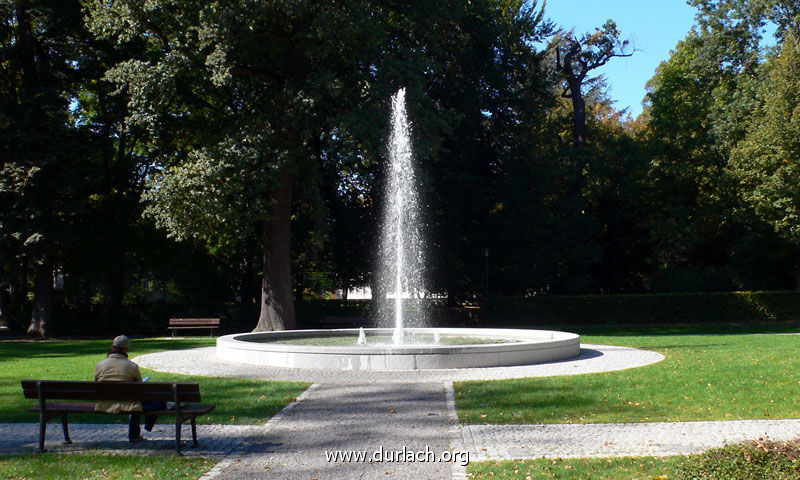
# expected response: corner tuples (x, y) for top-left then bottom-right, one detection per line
(38, 415), (47, 452)
(190, 416), (199, 446)
(61, 414), (72, 444)
(175, 417), (182, 454)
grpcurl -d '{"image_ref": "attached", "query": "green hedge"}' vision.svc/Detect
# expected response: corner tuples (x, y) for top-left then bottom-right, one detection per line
(8, 291), (799, 336)
(677, 438), (800, 479)
(486, 291), (800, 326)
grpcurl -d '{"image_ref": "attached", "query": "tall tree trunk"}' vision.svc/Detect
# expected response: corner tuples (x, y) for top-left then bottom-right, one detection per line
(565, 79), (588, 206)
(26, 259), (53, 338)
(12, 261), (26, 306)
(570, 85), (587, 149)
(254, 169), (296, 331)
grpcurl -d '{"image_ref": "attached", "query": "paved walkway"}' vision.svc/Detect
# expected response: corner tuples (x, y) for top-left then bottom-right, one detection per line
(206, 382), (455, 479)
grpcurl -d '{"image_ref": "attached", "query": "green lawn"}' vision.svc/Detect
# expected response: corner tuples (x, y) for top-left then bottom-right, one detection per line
(0, 338), (310, 425)
(468, 456), (683, 479)
(456, 333), (800, 424)
(0, 453), (215, 480)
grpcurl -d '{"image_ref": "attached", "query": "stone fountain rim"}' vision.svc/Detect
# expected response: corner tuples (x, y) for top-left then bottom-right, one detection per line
(217, 327), (579, 356)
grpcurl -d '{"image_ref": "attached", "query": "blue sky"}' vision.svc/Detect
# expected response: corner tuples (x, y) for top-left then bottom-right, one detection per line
(543, 0), (698, 118)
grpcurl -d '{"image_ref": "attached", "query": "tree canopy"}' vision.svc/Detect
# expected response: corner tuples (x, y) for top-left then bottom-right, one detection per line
(2, 0), (800, 336)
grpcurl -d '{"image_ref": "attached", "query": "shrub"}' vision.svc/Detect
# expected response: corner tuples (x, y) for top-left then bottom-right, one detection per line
(677, 438), (800, 479)
(485, 291), (800, 327)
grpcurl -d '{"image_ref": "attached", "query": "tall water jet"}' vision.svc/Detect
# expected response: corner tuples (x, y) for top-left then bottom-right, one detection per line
(380, 88), (426, 344)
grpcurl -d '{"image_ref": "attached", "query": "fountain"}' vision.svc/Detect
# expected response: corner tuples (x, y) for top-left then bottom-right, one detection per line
(217, 88), (580, 370)
(379, 88), (426, 345)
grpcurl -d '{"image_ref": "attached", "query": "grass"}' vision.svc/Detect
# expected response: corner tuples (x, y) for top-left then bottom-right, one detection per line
(456, 333), (800, 424)
(0, 338), (310, 425)
(468, 456), (684, 479)
(0, 453), (215, 479)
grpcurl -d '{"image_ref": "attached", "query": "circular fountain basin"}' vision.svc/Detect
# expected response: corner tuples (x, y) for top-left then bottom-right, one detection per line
(216, 328), (580, 370)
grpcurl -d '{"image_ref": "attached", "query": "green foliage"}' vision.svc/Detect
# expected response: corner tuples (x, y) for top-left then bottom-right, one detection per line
(677, 438), (800, 479)
(731, 29), (800, 244)
(0, 5), (79, 250)
(641, 20), (795, 292)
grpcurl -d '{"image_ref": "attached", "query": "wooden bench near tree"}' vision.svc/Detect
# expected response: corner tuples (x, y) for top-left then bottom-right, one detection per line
(21, 380), (216, 453)
(168, 318), (220, 338)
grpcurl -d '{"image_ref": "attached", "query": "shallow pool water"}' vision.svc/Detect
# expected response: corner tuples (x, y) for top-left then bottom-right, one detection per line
(257, 333), (516, 347)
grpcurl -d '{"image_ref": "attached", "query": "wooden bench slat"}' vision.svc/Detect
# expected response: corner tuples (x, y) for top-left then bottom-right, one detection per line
(169, 318), (220, 325)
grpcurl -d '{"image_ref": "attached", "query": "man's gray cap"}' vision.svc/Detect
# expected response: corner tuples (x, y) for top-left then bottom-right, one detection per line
(112, 335), (130, 349)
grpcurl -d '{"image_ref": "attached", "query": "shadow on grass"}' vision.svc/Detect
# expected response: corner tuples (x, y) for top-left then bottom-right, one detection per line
(0, 338), (214, 363)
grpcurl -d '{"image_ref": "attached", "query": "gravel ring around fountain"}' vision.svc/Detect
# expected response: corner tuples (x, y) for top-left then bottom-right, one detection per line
(134, 344), (663, 383)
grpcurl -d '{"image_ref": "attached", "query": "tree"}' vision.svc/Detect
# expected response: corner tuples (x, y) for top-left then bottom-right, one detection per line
(0, 0), (89, 337)
(406, 0), (553, 302)
(639, 0), (800, 292)
(731, 27), (800, 286)
(642, 32), (728, 280)
(583, 103), (654, 293)
(551, 20), (632, 150)
(87, 0), (413, 331)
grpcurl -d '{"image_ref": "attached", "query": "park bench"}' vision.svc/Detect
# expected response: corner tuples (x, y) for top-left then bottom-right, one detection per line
(21, 379), (216, 453)
(168, 317), (220, 337)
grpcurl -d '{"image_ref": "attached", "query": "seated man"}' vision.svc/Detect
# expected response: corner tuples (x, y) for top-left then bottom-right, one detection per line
(94, 335), (163, 442)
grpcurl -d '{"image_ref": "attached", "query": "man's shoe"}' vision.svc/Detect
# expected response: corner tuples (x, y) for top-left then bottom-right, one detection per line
(129, 435), (143, 443)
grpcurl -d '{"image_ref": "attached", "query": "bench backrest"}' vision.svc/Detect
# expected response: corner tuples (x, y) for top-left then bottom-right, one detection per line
(169, 318), (220, 326)
(21, 380), (202, 403)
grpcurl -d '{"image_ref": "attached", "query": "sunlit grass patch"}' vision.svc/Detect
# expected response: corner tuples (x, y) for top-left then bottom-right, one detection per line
(456, 334), (800, 424)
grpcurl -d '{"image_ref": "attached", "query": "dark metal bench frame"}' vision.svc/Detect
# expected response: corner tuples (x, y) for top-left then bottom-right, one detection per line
(168, 318), (220, 338)
(21, 379), (216, 453)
